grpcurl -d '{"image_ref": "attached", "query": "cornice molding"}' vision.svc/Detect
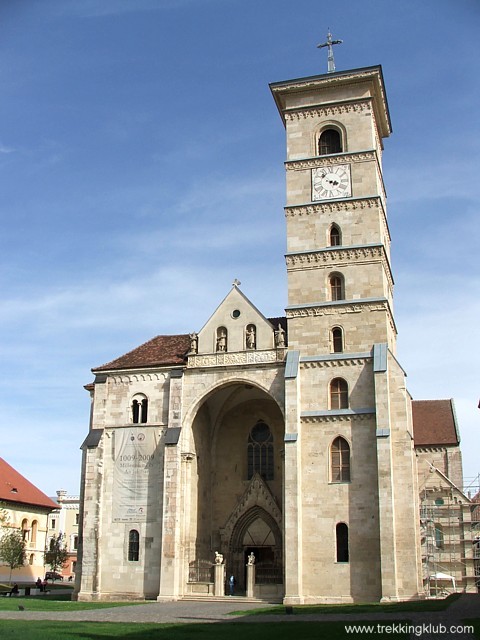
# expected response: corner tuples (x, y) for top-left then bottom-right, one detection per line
(285, 196), (381, 217)
(301, 357), (371, 369)
(285, 244), (394, 290)
(286, 298), (397, 335)
(109, 372), (168, 385)
(284, 98), (372, 122)
(285, 150), (376, 171)
(284, 196), (391, 244)
(301, 410), (374, 424)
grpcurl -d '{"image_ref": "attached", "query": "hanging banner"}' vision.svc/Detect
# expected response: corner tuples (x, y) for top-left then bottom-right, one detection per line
(112, 427), (161, 522)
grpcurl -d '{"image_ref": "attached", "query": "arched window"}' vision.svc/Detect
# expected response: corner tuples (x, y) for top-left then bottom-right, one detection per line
(329, 273), (345, 301)
(329, 224), (341, 247)
(216, 326), (228, 352)
(330, 378), (348, 410)
(331, 327), (344, 353)
(434, 524), (444, 549)
(128, 529), (139, 562)
(319, 128), (342, 156)
(331, 437), (351, 482)
(132, 394), (148, 424)
(31, 520), (38, 545)
(21, 519), (29, 542)
(336, 523), (349, 562)
(247, 421), (274, 481)
(29, 553), (34, 565)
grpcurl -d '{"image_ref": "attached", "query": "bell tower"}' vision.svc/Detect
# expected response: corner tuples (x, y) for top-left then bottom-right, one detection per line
(271, 67), (423, 603)
(271, 66), (394, 355)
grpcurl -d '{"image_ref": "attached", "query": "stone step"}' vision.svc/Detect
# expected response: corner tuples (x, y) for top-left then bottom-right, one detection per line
(181, 594), (280, 604)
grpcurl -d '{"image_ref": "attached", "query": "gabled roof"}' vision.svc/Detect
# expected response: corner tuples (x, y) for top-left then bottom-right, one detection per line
(93, 334), (191, 372)
(0, 458), (58, 510)
(412, 399), (460, 447)
(92, 317), (288, 373)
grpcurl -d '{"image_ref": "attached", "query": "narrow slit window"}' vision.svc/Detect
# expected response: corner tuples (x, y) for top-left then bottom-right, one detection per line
(336, 523), (349, 562)
(128, 529), (140, 562)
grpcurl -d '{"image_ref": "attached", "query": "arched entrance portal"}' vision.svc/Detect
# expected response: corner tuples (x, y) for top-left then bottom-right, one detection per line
(228, 505), (283, 593)
(188, 380), (284, 597)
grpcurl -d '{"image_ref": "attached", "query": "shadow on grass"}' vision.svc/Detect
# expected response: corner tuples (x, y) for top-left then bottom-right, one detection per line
(0, 620), (411, 640)
(230, 593), (462, 616)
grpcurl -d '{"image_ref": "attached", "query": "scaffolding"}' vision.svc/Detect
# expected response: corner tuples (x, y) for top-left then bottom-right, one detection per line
(420, 474), (479, 597)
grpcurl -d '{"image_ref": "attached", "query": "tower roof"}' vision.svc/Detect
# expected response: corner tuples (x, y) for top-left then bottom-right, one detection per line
(270, 65), (392, 138)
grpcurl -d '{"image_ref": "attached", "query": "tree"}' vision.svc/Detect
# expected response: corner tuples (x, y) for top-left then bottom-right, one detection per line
(44, 533), (68, 578)
(0, 503), (10, 529)
(0, 529), (26, 584)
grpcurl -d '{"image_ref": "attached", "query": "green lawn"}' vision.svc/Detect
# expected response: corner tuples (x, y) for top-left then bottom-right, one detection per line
(0, 620), (411, 639)
(231, 592), (461, 616)
(0, 594), (145, 611)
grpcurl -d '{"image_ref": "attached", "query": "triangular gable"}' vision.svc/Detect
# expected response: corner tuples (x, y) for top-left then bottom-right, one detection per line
(196, 284), (276, 355)
(418, 460), (471, 503)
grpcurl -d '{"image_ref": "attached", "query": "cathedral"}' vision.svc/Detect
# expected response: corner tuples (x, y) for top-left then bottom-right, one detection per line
(75, 64), (477, 603)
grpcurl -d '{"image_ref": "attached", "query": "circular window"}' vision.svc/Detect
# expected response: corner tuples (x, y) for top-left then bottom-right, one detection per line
(232, 309), (241, 319)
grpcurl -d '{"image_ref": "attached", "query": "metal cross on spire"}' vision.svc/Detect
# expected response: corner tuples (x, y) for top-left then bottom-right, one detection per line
(317, 29), (343, 73)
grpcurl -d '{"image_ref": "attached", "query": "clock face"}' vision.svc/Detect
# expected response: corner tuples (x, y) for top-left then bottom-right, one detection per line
(312, 164), (352, 201)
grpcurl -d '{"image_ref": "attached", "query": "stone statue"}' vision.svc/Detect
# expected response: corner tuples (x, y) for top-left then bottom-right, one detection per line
(214, 551), (224, 565)
(189, 332), (198, 354)
(275, 323), (286, 348)
(216, 328), (227, 352)
(247, 552), (256, 565)
(246, 325), (256, 350)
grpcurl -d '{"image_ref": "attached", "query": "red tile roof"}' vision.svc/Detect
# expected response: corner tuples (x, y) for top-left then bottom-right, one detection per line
(0, 458), (58, 510)
(92, 318), (288, 373)
(412, 399), (459, 447)
(93, 334), (191, 372)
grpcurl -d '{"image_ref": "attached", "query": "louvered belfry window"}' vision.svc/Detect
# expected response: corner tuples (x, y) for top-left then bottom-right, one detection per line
(319, 129), (342, 155)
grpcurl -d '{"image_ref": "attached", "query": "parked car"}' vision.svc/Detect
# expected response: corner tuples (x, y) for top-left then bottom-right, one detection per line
(45, 571), (63, 581)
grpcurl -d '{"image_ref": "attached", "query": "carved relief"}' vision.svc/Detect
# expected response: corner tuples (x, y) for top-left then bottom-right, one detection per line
(187, 349), (287, 369)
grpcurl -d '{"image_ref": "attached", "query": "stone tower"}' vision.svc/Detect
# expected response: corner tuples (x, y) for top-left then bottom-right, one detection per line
(270, 66), (423, 602)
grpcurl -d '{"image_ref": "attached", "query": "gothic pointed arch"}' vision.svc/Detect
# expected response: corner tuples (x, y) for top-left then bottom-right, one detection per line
(221, 472), (282, 546)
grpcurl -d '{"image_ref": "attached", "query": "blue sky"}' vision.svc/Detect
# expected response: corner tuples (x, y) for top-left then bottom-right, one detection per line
(1, 0), (479, 497)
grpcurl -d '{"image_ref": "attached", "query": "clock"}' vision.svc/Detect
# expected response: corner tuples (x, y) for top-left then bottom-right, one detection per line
(312, 164), (352, 201)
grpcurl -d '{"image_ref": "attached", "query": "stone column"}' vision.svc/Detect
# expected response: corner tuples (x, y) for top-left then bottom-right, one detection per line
(214, 562), (225, 596)
(246, 562), (255, 598)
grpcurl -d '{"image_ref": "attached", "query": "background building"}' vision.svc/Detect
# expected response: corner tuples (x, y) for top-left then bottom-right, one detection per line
(46, 490), (80, 580)
(0, 457), (57, 582)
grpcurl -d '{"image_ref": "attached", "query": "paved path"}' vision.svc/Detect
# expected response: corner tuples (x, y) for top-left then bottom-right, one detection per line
(0, 593), (477, 638)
